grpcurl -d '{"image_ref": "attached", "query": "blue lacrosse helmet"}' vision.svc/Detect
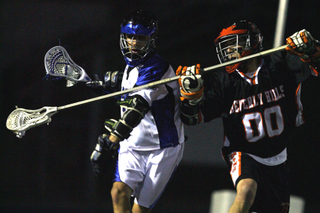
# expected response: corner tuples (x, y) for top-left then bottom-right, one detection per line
(120, 10), (158, 67)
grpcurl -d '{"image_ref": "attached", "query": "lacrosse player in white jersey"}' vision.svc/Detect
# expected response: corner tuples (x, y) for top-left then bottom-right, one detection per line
(87, 10), (185, 213)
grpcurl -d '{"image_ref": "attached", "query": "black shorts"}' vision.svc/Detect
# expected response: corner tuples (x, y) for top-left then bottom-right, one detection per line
(228, 152), (290, 213)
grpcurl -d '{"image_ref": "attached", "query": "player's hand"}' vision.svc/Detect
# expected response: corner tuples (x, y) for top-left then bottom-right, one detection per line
(104, 71), (123, 91)
(176, 64), (204, 104)
(286, 29), (320, 62)
(86, 71), (123, 91)
(90, 133), (119, 175)
(86, 74), (103, 88)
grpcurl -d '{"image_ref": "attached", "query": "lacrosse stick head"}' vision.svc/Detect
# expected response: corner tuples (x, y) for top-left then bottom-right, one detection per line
(6, 106), (58, 138)
(44, 46), (91, 87)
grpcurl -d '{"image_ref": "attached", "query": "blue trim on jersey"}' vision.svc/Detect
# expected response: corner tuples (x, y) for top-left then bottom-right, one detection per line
(135, 54), (169, 85)
(113, 158), (121, 182)
(135, 54), (178, 148)
(123, 53), (179, 149)
(151, 85), (179, 148)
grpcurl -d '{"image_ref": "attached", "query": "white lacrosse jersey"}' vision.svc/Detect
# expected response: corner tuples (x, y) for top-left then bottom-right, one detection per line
(119, 53), (185, 151)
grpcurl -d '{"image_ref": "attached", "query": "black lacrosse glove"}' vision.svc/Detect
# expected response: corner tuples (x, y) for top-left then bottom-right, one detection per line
(86, 74), (104, 88)
(90, 133), (119, 176)
(86, 71), (123, 92)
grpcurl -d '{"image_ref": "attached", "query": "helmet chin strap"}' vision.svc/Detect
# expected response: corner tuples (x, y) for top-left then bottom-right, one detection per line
(124, 56), (142, 67)
(226, 57), (262, 74)
(225, 49), (253, 73)
(124, 50), (155, 67)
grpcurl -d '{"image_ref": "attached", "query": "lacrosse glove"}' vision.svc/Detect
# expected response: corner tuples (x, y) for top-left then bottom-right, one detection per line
(86, 71), (123, 92)
(86, 74), (104, 88)
(90, 133), (119, 176)
(286, 29), (320, 63)
(176, 64), (204, 105)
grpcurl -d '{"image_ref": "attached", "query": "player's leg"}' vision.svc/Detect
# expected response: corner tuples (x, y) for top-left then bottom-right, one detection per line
(112, 145), (146, 213)
(228, 178), (257, 213)
(132, 203), (151, 213)
(226, 152), (259, 213)
(250, 162), (290, 213)
(133, 143), (184, 212)
(227, 152), (290, 212)
(111, 181), (133, 213)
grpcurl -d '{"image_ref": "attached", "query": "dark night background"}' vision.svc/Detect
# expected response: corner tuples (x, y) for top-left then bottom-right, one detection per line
(1, 0), (320, 212)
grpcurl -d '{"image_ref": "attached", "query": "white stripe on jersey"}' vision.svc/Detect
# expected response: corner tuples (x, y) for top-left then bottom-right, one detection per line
(295, 83), (304, 127)
(248, 148), (287, 166)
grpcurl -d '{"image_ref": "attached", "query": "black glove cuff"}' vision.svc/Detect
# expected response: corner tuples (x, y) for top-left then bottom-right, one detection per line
(111, 120), (132, 141)
(103, 71), (123, 91)
(180, 100), (202, 125)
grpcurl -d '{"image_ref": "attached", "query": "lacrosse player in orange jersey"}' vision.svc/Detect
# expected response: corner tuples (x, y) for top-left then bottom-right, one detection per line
(176, 20), (320, 213)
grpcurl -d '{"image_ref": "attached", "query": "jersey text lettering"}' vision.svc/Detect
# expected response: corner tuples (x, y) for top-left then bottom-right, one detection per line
(229, 85), (285, 114)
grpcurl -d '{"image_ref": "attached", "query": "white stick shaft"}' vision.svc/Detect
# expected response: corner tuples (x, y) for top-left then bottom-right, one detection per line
(57, 45), (287, 111)
(57, 77), (178, 110)
(203, 45), (287, 72)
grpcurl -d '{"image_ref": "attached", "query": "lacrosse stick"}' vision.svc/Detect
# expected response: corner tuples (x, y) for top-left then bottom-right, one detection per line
(7, 45), (287, 138)
(44, 46), (91, 87)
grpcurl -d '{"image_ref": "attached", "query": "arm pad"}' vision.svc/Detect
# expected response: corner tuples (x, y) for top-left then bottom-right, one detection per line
(107, 95), (150, 140)
(180, 99), (203, 125)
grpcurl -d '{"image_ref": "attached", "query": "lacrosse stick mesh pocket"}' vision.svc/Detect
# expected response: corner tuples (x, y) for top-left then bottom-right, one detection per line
(44, 46), (90, 82)
(45, 47), (80, 80)
(6, 107), (58, 132)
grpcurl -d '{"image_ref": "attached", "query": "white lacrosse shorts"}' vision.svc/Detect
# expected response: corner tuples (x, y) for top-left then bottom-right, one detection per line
(115, 142), (185, 209)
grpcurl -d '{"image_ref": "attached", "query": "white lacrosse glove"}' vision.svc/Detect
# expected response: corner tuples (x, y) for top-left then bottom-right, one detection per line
(286, 29), (320, 63)
(176, 64), (204, 105)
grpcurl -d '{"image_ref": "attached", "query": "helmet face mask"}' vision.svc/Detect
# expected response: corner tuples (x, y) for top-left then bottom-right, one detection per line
(216, 34), (249, 63)
(214, 20), (263, 72)
(120, 33), (154, 61)
(120, 10), (158, 67)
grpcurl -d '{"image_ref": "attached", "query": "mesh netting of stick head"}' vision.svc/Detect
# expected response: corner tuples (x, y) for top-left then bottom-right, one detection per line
(6, 107), (58, 138)
(44, 46), (91, 82)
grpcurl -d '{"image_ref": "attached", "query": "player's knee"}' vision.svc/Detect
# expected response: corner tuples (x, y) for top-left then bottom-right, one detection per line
(132, 204), (151, 213)
(111, 182), (132, 202)
(236, 178), (257, 203)
(111, 186), (124, 200)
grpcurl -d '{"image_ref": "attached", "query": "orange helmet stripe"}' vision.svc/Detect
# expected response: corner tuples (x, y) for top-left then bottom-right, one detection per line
(214, 25), (248, 44)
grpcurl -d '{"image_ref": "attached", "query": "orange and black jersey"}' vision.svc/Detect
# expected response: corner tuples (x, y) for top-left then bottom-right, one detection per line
(186, 52), (314, 158)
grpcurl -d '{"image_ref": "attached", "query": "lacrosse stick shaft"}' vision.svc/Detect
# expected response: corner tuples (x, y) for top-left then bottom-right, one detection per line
(203, 45), (287, 72)
(58, 45), (287, 110)
(57, 76), (178, 110)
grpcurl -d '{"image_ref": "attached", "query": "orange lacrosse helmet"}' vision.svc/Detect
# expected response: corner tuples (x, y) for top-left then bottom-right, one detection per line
(214, 20), (263, 73)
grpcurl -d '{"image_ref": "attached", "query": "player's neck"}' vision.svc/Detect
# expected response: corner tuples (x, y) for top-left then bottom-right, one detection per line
(241, 58), (262, 74)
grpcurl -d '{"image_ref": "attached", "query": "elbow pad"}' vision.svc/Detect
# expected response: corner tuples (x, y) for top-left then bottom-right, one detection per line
(106, 95), (150, 140)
